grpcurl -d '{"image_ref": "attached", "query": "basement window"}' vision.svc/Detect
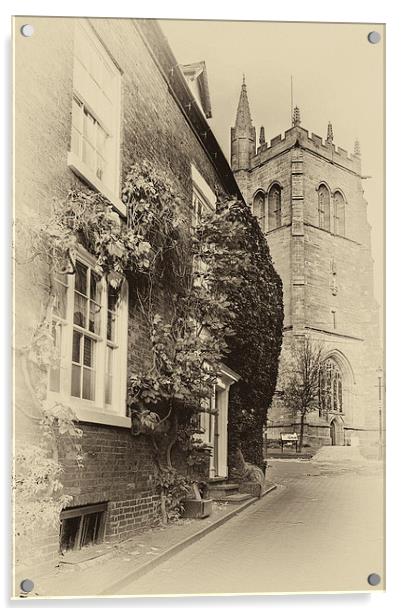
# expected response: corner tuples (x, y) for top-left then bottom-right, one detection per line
(60, 502), (107, 552)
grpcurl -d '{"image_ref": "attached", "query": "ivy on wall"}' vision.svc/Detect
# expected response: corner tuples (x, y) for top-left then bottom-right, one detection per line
(15, 160), (283, 536)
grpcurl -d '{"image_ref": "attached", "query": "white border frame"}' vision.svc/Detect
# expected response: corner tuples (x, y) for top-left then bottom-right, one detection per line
(4, 2), (400, 612)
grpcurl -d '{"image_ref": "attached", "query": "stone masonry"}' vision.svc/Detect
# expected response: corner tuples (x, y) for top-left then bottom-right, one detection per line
(230, 80), (382, 450)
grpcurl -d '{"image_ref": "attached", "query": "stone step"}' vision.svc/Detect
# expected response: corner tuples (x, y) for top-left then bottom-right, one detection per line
(213, 493), (253, 503)
(207, 483), (240, 498)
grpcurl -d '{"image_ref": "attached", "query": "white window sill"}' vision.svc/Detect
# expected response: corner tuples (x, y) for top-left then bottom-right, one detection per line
(47, 392), (131, 428)
(76, 407), (131, 429)
(67, 151), (127, 218)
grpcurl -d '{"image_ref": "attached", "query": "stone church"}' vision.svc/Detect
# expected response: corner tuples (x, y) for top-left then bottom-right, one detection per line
(230, 79), (382, 450)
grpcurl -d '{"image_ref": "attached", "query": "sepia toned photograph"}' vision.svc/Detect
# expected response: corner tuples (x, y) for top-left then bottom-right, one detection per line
(12, 16), (385, 598)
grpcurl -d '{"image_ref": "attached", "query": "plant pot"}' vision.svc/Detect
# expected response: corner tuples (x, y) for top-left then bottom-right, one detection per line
(182, 498), (213, 519)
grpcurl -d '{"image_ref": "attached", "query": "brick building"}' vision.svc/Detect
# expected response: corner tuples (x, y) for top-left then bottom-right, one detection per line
(14, 17), (243, 570)
(230, 79), (382, 450)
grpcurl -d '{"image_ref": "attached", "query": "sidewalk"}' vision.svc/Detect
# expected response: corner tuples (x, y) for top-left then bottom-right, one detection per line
(28, 482), (276, 598)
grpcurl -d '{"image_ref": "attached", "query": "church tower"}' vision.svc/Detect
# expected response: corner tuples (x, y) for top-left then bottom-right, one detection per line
(230, 82), (382, 452)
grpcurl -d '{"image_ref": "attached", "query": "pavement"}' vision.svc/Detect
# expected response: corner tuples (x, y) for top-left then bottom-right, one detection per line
(27, 450), (385, 598)
(29, 483), (276, 598)
(113, 454), (385, 596)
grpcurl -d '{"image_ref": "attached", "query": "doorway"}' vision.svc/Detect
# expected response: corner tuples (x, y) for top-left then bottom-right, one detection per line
(330, 417), (345, 445)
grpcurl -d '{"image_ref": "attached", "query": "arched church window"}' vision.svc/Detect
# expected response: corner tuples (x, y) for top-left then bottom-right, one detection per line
(333, 191), (346, 236)
(252, 191), (266, 232)
(319, 358), (343, 415)
(318, 184), (330, 231)
(268, 184), (281, 230)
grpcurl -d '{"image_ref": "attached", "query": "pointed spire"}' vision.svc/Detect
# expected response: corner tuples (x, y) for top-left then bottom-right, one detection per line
(231, 77), (256, 172)
(259, 126), (266, 146)
(354, 138), (361, 157)
(234, 75), (253, 132)
(327, 121), (334, 144)
(292, 106), (301, 127)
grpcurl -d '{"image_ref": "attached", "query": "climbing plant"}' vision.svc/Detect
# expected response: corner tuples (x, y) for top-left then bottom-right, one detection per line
(15, 159), (283, 532)
(193, 197), (284, 472)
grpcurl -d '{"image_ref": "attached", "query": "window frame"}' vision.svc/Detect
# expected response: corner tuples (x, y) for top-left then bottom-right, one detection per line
(47, 246), (129, 428)
(60, 502), (107, 553)
(68, 20), (125, 216)
(333, 190), (346, 236)
(253, 191), (266, 232)
(317, 183), (331, 231)
(268, 184), (282, 230)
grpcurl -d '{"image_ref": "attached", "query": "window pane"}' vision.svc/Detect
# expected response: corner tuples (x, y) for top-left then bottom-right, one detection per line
(72, 96), (82, 131)
(72, 331), (81, 363)
(54, 278), (68, 319)
(82, 139), (95, 170)
(83, 109), (96, 143)
(96, 155), (105, 181)
(80, 512), (101, 548)
(71, 364), (81, 398)
(96, 123), (107, 153)
(105, 346), (113, 405)
(89, 300), (101, 334)
(105, 374), (112, 405)
(75, 261), (88, 294)
(83, 367), (95, 400)
(83, 336), (94, 368)
(74, 293), (87, 328)
(107, 310), (116, 342)
(90, 271), (101, 302)
(60, 516), (81, 552)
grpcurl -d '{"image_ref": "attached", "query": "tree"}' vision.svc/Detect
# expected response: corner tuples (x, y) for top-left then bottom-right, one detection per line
(280, 336), (325, 452)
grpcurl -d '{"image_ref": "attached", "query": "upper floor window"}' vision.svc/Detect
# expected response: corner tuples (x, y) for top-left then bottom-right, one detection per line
(70, 21), (121, 197)
(192, 186), (214, 227)
(48, 250), (128, 417)
(318, 184), (330, 231)
(333, 191), (346, 236)
(191, 165), (215, 227)
(268, 184), (281, 230)
(252, 192), (265, 232)
(191, 166), (215, 290)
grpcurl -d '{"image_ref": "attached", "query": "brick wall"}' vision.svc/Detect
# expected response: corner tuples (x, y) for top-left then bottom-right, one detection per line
(14, 16), (229, 570)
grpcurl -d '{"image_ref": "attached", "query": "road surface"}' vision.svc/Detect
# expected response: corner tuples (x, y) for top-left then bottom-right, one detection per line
(116, 456), (384, 596)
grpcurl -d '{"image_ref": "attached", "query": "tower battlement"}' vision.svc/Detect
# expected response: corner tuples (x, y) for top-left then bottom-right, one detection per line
(253, 126), (361, 175)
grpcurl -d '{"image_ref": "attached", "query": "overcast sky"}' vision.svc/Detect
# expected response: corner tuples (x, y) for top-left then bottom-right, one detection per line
(160, 20), (384, 319)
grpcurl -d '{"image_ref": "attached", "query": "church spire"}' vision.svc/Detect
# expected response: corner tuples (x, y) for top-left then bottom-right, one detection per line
(231, 77), (256, 172)
(234, 76), (253, 133)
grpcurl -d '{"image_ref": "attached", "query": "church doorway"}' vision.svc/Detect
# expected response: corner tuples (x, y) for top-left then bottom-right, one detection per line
(330, 417), (345, 446)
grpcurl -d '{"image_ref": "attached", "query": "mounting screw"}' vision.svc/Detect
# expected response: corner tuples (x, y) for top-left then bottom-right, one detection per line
(367, 31), (381, 44)
(20, 24), (34, 37)
(20, 579), (34, 596)
(367, 573), (381, 586)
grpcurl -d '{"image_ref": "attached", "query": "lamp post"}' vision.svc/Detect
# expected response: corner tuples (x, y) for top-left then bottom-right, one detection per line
(376, 367), (384, 460)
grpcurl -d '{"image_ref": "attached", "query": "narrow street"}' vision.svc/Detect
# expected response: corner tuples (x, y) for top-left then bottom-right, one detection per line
(114, 457), (384, 596)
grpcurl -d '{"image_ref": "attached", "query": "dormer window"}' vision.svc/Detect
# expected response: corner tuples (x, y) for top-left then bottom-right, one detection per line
(181, 61), (212, 119)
